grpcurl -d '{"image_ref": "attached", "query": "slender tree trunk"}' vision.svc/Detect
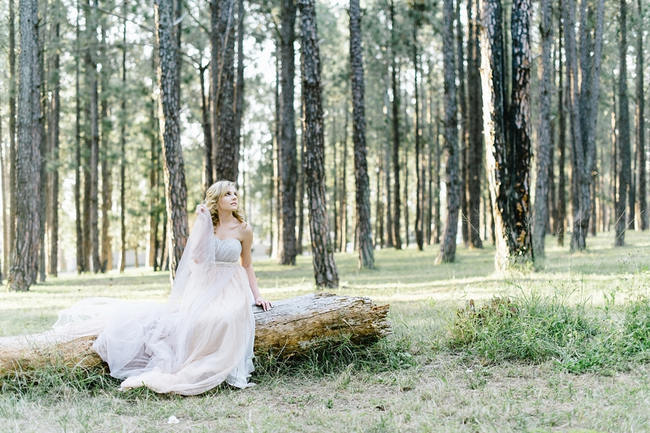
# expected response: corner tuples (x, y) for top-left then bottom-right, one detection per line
(271, 41), (280, 257)
(9, 0), (42, 291)
(390, 0), (402, 249)
(467, 0), (483, 248)
(0, 115), (5, 281)
(438, 0), (460, 263)
(563, 0), (586, 251)
(74, 0), (83, 273)
(457, 0), (469, 248)
(636, 0), (647, 230)
(339, 105), (349, 253)
(211, 0), (239, 181)
(277, 0), (298, 264)
(570, 0), (604, 250)
(434, 102), (441, 244)
(331, 117), (338, 250)
(200, 61), (213, 192)
(615, 0), (631, 246)
(557, 12), (566, 246)
(48, 2), (60, 276)
(548, 35), (558, 236)
(426, 81), (433, 245)
(383, 67), (393, 247)
(298, 0), (339, 288)
(349, 0), (374, 268)
(154, 0), (189, 280)
(99, 20), (111, 272)
(403, 117), (409, 247)
(83, 0), (100, 273)
(0, 110), (5, 279)
(414, 24), (423, 251)
(8, 0), (18, 277)
(38, 1), (47, 284)
(297, 101), (306, 254)
(533, 0), (552, 258)
(234, 0), (245, 182)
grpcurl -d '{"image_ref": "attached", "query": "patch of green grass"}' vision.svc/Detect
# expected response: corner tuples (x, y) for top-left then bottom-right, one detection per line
(448, 294), (650, 373)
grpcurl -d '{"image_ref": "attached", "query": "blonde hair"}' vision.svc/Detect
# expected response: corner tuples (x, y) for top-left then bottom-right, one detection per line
(204, 180), (245, 228)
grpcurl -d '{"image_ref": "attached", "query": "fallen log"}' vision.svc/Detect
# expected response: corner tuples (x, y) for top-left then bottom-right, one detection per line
(0, 293), (390, 376)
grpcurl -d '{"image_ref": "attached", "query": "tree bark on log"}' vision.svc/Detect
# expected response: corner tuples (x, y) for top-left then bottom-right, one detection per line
(0, 294), (390, 375)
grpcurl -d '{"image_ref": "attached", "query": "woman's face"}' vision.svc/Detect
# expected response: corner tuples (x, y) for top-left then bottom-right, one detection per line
(218, 186), (239, 213)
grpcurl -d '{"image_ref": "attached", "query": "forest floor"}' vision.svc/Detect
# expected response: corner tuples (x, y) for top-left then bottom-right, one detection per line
(1, 232), (649, 433)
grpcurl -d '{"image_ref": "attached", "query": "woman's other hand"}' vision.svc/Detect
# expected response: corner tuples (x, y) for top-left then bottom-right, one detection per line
(255, 297), (272, 312)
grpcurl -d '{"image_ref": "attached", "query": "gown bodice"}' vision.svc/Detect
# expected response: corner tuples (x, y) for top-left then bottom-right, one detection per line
(213, 237), (242, 263)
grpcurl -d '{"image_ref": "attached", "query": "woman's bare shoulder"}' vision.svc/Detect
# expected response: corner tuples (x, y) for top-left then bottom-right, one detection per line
(238, 221), (253, 238)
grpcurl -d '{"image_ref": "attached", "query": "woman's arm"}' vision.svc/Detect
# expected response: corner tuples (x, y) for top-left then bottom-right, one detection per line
(240, 223), (272, 311)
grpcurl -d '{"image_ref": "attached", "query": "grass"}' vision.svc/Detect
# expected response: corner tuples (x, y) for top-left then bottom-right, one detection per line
(0, 231), (649, 432)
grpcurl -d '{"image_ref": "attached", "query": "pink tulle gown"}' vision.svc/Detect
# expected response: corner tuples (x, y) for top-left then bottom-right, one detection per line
(52, 208), (256, 395)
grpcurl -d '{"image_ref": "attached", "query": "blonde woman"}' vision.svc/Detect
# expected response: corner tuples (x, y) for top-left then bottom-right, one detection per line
(54, 180), (271, 395)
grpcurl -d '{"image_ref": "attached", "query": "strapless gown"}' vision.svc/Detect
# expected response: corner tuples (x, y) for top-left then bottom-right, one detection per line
(52, 210), (256, 395)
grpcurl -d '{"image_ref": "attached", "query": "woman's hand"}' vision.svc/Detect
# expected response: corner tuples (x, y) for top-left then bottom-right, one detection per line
(196, 204), (208, 215)
(255, 297), (272, 312)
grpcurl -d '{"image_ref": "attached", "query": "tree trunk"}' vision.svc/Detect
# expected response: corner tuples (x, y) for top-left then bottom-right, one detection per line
(154, 0), (189, 280)
(635, 0), (647, 230)
(200, 61), (212, 192)
(298, 0), (339, 288)
(467, 0), (483, 249)
(83, 0), (100, 273)
(234, 0), (245, 182)
(0, 115), (5, 282)
(433, 101), (441, 244)
(480, 0), (532, 271)
(383, 67), (393, 247)
(557, 12), (566, 246)
(339, 107), (349, 253)
(414, 24), (423, 252)
(331, 118), (338, 251)
(149, 44), (161, 270)
(349, 0), (374, 268)
(390, 0), (402, 250)
(38, 6), (47, 284)
(570, 0), (604, 250)
(75, 0), (83, 273)
(0, 293), (389, 375)
(8, 0), (18, 277)
(278, 0), (298, 265)
(48, 3), (60, 276)
(563, 0), (587, 251)
(533, 0), (552, 259)
(9, 0), (42, 291)
(99, 21), (111, 273)
(456, 0), (469, 248)
(437, 0), (460, 264)
(211, 0), (239, 182)
(297, 101), (306, 255)
(615, 0), (631, 246)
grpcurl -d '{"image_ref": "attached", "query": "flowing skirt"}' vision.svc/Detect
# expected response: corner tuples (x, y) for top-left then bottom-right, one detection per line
(54, 263), (255, 395)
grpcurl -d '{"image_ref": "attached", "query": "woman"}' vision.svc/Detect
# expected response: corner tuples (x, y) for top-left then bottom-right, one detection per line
(55, 180), (271, 395)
